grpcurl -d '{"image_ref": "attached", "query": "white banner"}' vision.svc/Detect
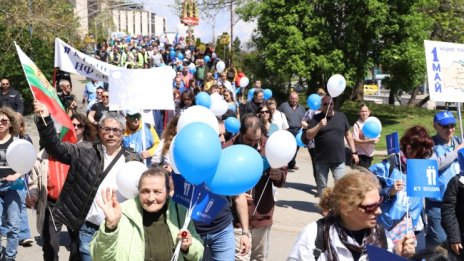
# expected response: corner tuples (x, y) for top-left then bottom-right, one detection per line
(54, 38), (118, 83)
(108, 67), (176, 110)
(424, 40), (464, 102)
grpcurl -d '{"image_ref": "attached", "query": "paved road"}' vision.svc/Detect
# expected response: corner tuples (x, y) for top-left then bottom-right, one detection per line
(16, 75), (328, 260)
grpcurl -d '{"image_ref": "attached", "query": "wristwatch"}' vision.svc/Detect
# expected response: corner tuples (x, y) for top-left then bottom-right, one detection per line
(352, 151), (358, 155)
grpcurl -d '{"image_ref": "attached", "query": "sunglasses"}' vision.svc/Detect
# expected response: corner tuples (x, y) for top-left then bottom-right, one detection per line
(322, 102), (333, 106)
(127, 115), (141, 121)
(439, 124), (455, 129)
(73, 123), (83, 128)
(259, 111), (270, 114)
(102, 95), (109, 98)
(358, 196), (383, 214)
(0, 119), (9, 125)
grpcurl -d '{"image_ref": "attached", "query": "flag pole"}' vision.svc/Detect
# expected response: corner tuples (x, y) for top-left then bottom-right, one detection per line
(14, 42), (47, 126)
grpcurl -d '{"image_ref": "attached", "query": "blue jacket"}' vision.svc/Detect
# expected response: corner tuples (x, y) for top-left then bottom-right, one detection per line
(369, 159), (424, 230)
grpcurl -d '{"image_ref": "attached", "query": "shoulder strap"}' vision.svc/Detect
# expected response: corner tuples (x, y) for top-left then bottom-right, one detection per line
(101, 148), (125, 178)
(313, 218), (325, 260)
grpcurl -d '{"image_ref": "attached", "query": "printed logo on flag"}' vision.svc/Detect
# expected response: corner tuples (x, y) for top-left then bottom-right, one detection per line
(406, 159), (440, 198)
(172, 174), (201, 208)
(386, 132), (400, 155)
(191, 189), (227, 224)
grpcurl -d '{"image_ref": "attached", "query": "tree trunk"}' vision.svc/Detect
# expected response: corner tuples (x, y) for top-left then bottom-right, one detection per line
(407, 86), (419, 106)
(351, 79), (364, 102)
(388, 89), (395, 105)
(415, 95), (430, 108)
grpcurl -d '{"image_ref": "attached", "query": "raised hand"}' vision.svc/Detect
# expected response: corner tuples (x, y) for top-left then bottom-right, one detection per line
(96, 187), (122, 230)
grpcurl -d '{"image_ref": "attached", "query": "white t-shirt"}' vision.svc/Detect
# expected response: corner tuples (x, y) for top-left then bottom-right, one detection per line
(271, 110), (289, 130)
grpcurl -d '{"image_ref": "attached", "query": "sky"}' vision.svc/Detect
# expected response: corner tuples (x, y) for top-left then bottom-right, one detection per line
(136, 0), (256, 45)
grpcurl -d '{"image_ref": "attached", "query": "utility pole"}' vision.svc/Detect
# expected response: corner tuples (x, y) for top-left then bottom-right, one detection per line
(230, 1), (233, 63)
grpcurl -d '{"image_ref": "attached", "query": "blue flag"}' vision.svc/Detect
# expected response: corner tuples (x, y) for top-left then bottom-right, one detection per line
(406, 159), (440, 198)
(191, 189), (227, 224)
(367, 245), (407, 261)
(172, 174), (201, 208)
(386, 132), (400, 155)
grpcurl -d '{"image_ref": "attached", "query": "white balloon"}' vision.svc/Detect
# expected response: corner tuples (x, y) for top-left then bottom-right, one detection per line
(168, 136), (181, 174)
(327, 74), (346, 98)
(177, 105), (219, 134)
(239, 77), (250, 88)
(6, 139), (36, 174)
(188, 63), (196, 70)
(210, 99), (229, 117)
(210, 93), (223, 101)
(265, 130), (297, 168)
(216, 61), (226, 73)
(116, 161), (148, 199)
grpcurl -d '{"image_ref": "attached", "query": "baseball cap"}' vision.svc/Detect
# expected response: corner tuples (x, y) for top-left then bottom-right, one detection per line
(433, 111), (456, 125)
(126, 109), (141, 117)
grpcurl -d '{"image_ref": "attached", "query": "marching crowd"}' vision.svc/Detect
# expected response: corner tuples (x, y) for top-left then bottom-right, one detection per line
(0, 34), (463, 261)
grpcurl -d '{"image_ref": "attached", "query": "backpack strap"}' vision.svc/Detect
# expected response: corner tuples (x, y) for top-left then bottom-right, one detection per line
(313, 218), (325, 260)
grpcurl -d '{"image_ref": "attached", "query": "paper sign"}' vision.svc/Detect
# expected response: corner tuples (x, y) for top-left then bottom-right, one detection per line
(367, 245), (407, 261)
(406, 159), (440, 198)
(386, 132), (400, 155)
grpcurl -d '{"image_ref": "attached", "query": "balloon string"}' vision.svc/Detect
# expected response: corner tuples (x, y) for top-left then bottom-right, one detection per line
(252, 176), (271, 217)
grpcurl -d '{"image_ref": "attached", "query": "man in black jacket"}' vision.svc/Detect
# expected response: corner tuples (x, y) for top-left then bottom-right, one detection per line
(0, 79), (24, 114)
(34, 101), (142, 261)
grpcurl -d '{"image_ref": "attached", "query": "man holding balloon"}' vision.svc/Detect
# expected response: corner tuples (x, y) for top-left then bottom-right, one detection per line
(305, 95), (359, 197)
(227, 114), (288, 261)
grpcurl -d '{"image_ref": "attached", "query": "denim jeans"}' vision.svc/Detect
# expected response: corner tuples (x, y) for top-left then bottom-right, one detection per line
(315, 162), (345, 196)
(425, 200), (447, 249)
(200, 223), (235, 261)
(0, 189), (21, 258)
(79, 221), (99, 261)
(18, 188), (31, 240)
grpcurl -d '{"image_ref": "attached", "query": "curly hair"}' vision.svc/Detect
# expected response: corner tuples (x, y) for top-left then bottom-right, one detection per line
(71, 113), (97, 142)
(0, 107), (20, 136)
(400, 125), (434, 159)
(319, 171), (380, 216)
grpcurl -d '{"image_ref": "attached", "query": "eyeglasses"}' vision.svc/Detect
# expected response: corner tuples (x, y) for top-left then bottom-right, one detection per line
(259, 111), (270, 114)
(73, 123), (83, 128)
(100, 127), (122, 136)
(439, 124), (455, 129)
(358, 196), (383, 214)
(0, 119), (9, 125)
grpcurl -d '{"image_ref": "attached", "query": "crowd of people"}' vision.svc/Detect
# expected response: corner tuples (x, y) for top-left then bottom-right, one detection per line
(1, 33), (464, 261)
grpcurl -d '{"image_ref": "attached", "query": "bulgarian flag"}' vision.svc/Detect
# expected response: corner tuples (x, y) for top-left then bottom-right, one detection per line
(15, 43), (76, 200)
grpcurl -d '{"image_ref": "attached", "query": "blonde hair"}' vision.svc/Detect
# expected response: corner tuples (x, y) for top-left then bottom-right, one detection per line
(319, 171), (380, 215)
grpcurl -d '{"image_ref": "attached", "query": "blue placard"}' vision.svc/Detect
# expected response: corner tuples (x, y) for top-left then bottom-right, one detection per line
(191, 189), (227, 224)
(386, 132), (400, 155)
(406, 159), (440, 198)
(367, 245), (407, 261)
(172, 174), (201, 208)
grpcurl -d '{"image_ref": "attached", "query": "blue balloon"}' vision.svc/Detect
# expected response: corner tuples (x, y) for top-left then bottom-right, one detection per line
(362, 120), (381, 139)
(177, 52), (184, 60)
(204, 55), (211, 63)
(170, 50), (176, 58)
(296, 131), (306, 147)
(228, 103), (236, 112)
(195, 92), (212, 109)
(214, 73), (219, 80)
(247, 88), (256, 101)
(189, 67), (197, 74)
(206, 145), (263, 195)
(170, 46), (175, 51)
(225, 117), (240, 134)
(307, 94), (322, 111)
(173, 122), (222, 185)
(263, 89), (273, 100)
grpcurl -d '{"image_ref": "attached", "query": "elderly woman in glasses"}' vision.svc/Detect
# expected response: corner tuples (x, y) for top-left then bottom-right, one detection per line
(369, 125), (435, 252)
(288, 171), (415, 260)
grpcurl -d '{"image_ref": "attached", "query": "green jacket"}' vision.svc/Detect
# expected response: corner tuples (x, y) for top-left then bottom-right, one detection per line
(90, 197), (204, 261)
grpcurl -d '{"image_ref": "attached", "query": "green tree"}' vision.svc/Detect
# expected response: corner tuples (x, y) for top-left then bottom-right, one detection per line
(0, 0), (79, 113)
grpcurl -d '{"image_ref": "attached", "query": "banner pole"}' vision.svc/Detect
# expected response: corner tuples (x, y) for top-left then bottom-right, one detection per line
(457, 103), (463, 141)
